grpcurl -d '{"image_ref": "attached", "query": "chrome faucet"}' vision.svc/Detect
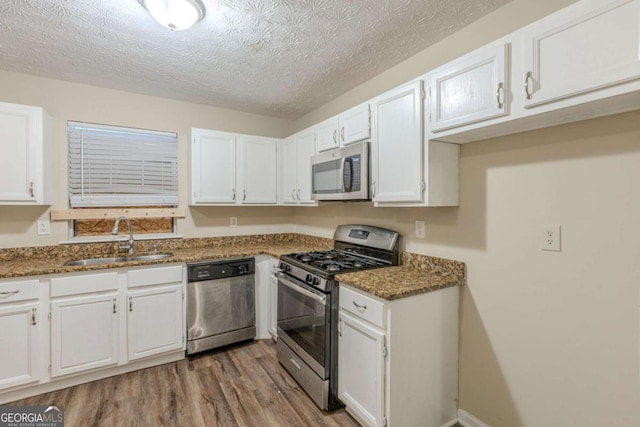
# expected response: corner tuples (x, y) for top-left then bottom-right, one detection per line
(111, 216), (135, 255)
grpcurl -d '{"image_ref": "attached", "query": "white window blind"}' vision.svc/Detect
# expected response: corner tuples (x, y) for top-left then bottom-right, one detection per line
(68, 121), (178, 207)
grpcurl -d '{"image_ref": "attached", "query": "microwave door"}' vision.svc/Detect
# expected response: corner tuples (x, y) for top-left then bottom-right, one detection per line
(312, 159), (342, 195)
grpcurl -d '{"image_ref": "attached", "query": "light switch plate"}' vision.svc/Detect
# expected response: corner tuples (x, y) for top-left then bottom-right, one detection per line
(415, 220), (425, 239)
(230, 217), (238, 228)
(37, 219), (50, 235)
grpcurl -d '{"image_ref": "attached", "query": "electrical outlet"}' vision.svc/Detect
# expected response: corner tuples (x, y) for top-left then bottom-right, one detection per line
(541, 224), (561, 251)
(37, 219), (50, 235)
(415, 220), (425, 239)
(230, 217), (238, 228)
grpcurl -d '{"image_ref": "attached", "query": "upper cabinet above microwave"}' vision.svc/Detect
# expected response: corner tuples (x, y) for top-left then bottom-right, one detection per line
(0, 101), (51, 205)
(315, 103), (370, 153)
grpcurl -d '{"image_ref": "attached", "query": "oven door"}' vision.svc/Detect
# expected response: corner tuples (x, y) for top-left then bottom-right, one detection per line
(277, 273), (330, 379)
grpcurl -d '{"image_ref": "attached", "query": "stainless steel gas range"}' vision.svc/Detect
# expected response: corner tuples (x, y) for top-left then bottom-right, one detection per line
(275, 224), (400, 410)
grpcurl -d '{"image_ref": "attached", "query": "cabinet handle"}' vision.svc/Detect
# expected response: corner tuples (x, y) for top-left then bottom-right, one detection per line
(296, 189), (300, 200)
(340, 126), (345, 142)
(243, 189), (246, 201)
(232, 188), (236, 201)
(338, 318), (343, 337)
(353, 301), (367, 311)
(291, 189), (296, 200)
(524, 71), (533, 100)
(0, 290), (19, 297)
(29, 182), (34, 198)
(332, 129), (337, 144)
(31, 308), (37, 326)
(371, 181), (376, 198)
(113, 298), (117, 314)
(129, 296), (133, 312)
(496, 82), (505, 108)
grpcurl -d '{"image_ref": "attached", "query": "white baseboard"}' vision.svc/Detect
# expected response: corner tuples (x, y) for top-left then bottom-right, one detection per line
(458, 409), (491, 427)
(442, 419), (460, 427)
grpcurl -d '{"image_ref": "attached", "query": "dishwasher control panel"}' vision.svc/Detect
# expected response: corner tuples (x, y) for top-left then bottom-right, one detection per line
(187, 258), (255, 282)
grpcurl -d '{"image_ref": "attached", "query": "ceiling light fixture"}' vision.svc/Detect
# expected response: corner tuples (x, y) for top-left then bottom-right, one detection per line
(139, 0), (205, 31)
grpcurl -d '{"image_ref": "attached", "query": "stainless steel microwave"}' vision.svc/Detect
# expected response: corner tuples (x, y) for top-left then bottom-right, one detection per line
(311, 141), (369, 201)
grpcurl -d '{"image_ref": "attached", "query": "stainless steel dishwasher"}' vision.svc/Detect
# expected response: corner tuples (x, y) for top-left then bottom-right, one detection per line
(186, 258), (255, 356)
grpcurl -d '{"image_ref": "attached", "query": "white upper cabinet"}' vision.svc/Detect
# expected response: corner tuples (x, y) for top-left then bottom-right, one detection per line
(190, 129), (236, 204)
(371, 81), (425, 203)
(429, 42), (510, 132)
(339, 103), (370, 145)
(281, 128), (317, 205)
(371, 81), (460, 207)
(315, 117), (339, 152)
(190, 129), (279, 205)
(521, 0), (640, 109)
(315, 103), (370, 152)
(0, 102), (51, 205)
(237, 135), (278, 204)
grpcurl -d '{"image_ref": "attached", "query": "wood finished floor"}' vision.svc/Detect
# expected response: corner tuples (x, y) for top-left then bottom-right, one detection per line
(11, 340), (359, 427)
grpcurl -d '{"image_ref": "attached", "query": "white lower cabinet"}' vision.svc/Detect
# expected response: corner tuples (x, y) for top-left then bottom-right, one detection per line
(50, 294), (119, 377)
(127, 284), (184, 361)
(0, 302), (40, 390)
(338, 284), (460, 427)
(268, 265), (278, 339)
(338, 310), (386, 427)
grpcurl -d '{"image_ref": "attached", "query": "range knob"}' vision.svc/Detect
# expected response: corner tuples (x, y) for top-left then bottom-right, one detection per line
(305, 274), (312, 283)
(312, 277), (320, 286)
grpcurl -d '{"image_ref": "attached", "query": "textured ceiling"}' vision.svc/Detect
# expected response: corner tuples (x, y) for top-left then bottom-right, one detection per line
(0, 0), (511, 119)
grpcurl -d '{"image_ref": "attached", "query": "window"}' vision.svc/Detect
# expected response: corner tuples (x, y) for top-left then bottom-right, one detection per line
(67, 122), (178, 237)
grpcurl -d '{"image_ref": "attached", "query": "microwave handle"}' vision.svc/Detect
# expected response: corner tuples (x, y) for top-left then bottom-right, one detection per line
(342, 157), (353, 192)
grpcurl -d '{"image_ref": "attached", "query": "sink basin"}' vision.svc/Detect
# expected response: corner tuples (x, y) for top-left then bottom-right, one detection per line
(63, 253), (173, 266)
(128, 253), (173, 262)
(64, 257), (129, 266)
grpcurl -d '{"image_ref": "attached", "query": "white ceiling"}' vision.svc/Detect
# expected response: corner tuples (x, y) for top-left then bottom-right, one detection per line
(0, 0), (511, 119)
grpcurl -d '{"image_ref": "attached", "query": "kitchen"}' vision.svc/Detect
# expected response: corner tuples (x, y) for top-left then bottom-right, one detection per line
(1, 0), (639, 426)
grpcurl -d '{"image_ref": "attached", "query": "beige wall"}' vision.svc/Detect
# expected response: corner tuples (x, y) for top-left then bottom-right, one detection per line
(295, 112), (640, 426)
(292, 0), (640, 425)
(0, 70), (296, 248)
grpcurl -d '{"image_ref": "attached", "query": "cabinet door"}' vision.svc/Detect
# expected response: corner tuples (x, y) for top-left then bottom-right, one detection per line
(238, 136), (277, 204)
(127, 284), (184, 361)
(0, 303), (40, 390)
(281, 137), (298, 204)
(0, 103), (40, 203)
(430, 43), (509, 132)
(339, 104), (370, 145)
(51, 294), (119, 377)
(315, 117), (339, 152)
(522, 0), (640, 108)
(338, 310), (386, 427)
(296, 129), (317, 204)
(372, 81), (424, 203)
(191, 130), (236, 204)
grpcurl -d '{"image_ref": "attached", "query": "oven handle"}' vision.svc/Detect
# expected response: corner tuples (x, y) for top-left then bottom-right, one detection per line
(277, 273), (326, 305)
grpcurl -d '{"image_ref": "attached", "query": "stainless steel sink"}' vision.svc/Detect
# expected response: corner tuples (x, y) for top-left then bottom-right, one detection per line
(128, 253), (173, 262)
(63, 253), (173, 266)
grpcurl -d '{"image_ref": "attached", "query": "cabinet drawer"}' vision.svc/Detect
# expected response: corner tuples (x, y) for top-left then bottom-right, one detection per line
(0, 279), (39, 304)
(340, 285), (385, 329)
(127, 265), (182, 288)
(51, 272), (118, 297)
